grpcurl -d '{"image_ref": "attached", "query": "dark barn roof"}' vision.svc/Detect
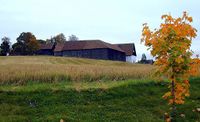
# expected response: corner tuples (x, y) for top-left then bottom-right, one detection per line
(37, 43), (55, 55)
(62, 40), (125, 52)
(115, 43), (136, 56)
(54, 43), (65, 52)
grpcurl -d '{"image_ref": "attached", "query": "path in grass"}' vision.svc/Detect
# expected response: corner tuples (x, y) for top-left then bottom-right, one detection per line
(0, 79), (200, 122)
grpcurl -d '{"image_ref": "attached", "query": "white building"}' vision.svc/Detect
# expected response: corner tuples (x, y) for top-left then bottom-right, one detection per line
(115, 43), (137, 63)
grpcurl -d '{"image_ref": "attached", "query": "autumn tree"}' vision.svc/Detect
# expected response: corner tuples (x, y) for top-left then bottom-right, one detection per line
(0, 36), (11, 56)
(141, 12), (200, 121)
(12, 32), (39, 55)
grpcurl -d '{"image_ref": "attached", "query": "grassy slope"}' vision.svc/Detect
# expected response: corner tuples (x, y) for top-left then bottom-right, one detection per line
(0, 56), (199, 121)
(0, 56), (154, 84)
(0, 56), (138, 65)
(1, 78), (200, 122)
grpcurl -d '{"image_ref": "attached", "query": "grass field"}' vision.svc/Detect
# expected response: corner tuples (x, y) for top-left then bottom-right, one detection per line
(1, 78), (200, 122)
(0, 56), (154, 85)
(0, 56), (200, 122)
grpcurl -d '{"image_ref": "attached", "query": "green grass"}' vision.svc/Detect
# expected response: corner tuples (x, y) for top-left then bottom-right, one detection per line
(1, 78), (200, 122)
(0, 56), (199, 121)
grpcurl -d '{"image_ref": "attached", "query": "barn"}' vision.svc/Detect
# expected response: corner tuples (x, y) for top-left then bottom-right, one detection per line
(37, 40), (137, 62)
(61, 40), (126, 61)
(115, 43), (137, 63)
(37, 43), (55, 55)
(54, 43), (64, 56)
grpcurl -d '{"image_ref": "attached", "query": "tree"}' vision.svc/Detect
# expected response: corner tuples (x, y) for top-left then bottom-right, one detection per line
(37, 39), (46, 44)
(12, 41), (24, 55)
(55, 33), (66, 43)
(141, 12), (200, 121)
(68, 34), (79, 41)
(46, 37), (54, 44)
(0, 37), (11, 56)
(46, 33), (66, 44)
(12, 32), (39, 55)
(141, 53), (147, 63)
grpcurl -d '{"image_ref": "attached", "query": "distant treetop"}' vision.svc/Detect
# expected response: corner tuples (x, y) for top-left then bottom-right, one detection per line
(68, 34), (79, 41)
(46, 33), (67, 44)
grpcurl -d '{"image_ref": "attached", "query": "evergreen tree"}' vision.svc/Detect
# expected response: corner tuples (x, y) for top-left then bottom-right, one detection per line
(0, 37), (11, 56)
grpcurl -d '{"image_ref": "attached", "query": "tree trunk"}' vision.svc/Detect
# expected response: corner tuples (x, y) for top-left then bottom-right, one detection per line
(171, 79), (176, 122)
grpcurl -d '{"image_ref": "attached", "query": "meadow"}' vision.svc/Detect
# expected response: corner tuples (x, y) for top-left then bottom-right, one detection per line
(0, 56), (154, 85)
(0, 56), (200, 122)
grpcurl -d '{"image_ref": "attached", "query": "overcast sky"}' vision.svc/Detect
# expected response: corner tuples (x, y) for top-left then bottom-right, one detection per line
(0, 0), (200, 60)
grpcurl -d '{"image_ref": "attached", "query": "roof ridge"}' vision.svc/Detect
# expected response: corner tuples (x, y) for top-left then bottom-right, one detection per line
(60, 40), (126, 53)
(100, 40), (125, 52)
(115, 43), (135, 45)
(75, 39), (102, 42)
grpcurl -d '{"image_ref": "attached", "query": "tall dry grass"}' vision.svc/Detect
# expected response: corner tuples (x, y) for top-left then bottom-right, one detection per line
(0, 56), (155, 85)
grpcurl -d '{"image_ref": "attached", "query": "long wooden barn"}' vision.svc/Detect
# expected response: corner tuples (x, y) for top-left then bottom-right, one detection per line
(37, 40), (136, 62)
(55, 40), (126, 61)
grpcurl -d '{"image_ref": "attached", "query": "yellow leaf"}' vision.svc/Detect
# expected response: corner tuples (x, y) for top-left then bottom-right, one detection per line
(187, 17), (193, 22)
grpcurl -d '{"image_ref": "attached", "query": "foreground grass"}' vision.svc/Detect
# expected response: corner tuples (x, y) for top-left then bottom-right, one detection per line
(0, 56), (154, 85)
(0, 78), (200, 122)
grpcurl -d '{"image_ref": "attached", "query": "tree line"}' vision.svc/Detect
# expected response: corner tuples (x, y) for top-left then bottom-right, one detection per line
(0, 32), (78, 56)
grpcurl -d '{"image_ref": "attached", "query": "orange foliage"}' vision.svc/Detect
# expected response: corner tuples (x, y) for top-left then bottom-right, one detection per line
(141, 11), (200, 105)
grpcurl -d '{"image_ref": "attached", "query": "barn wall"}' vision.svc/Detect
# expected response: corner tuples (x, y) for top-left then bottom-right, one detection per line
(37, 49), (54, 55)
(63, 49), (111, 60)
(62, 48), (125, 61)
(62, 49), (109, 60)
(108, 49), (126, 61)
(54, 51), (63, 56)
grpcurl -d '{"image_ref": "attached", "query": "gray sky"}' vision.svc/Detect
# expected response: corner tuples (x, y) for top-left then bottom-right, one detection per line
(0, 0), (200, 60)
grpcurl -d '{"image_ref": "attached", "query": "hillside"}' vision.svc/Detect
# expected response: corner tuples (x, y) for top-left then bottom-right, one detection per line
(0, 56), (154, 85)
(1, 78), (200, 121)
(0, 56), (200, 121)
